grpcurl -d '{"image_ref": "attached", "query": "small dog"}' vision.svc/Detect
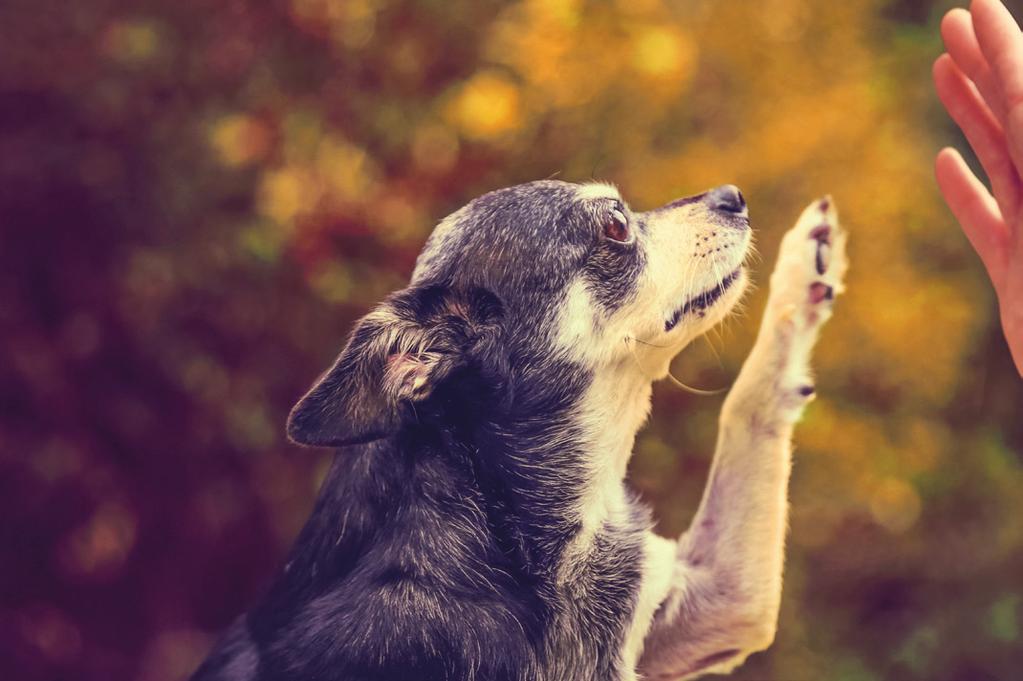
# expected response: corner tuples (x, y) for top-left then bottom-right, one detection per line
(191, 180), (847, 681)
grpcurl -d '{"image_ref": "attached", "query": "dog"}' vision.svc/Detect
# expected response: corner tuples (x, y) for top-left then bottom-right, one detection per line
(190, 180), (847, 681)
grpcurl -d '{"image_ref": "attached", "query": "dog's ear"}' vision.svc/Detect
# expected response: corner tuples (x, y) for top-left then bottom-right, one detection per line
(286, 285), (508, 447)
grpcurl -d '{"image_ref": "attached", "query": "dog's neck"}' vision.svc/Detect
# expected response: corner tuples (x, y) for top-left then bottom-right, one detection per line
(578, 360), (655, 479)
(574, 336), (691, 475)
(544, 359), (653, 578)
(424, 353), (657, 576)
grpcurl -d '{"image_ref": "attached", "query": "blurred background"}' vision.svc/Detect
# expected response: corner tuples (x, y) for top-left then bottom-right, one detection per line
(1, 0), (1021, 679)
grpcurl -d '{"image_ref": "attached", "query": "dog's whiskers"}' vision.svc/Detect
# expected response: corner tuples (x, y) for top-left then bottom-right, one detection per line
(624, 336), (728, 396)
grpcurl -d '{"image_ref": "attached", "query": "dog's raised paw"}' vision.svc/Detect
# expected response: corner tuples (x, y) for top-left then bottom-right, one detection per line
(768, 195), (848, 332)
(751, 197), (848, 412)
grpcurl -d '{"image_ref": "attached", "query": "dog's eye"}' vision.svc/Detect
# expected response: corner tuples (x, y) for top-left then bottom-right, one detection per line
(604, 208), (631, 243)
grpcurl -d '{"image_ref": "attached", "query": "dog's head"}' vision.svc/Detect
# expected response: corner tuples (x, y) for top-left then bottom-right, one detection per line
(288, 180), (752, 447)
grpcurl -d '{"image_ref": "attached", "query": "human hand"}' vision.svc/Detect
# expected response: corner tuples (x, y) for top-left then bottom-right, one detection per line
(934, 0), (1023, 376)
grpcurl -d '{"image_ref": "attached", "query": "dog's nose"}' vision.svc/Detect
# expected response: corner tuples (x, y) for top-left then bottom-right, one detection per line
(707, 185), (747, 215)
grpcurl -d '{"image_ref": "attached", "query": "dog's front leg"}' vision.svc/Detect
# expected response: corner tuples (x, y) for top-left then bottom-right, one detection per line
(637, 198), (848, 680)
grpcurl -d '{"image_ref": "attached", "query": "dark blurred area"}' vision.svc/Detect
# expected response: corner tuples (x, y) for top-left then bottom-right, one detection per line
(1, 0), (1021, 680)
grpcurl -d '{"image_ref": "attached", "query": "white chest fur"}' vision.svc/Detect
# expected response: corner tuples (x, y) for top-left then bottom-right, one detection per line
(621, 532), (678, 675)
(555, 359), (679, 678)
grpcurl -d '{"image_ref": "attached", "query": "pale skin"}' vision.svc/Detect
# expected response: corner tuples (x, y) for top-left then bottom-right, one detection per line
(934, 0), (1023, 376)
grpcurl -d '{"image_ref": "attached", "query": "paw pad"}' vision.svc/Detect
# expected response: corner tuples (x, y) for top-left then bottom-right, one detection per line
(809, 224), (831, 243)
(815, 242), (830, 275)
(809, 282), (833, 304)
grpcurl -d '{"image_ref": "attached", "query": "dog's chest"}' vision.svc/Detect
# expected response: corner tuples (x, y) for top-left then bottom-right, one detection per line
(621, 531), (677, 674)
(542, 363), (676, 677)
(547, 490), (676, 680)
(546, 514), (648, 680)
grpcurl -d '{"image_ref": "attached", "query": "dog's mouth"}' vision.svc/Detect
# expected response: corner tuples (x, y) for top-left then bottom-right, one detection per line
(664, 268), (742, 332)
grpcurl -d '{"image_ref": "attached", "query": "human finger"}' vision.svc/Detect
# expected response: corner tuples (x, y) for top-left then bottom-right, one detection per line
(971, 0), (1023, 183)
(934, 53), (1021, 220)
(942, 7), (1007, 123)
(935, 147), (1010, 286)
